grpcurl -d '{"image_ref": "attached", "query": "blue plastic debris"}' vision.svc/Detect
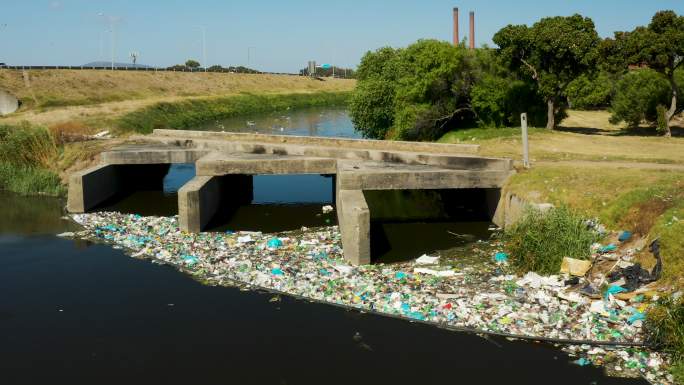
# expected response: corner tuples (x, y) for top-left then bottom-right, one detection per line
(599, 244), (617, 253)
(574, 357), (591, 366)
(605, 285), (627, 298)
(494, 252), (509, 263)
(267, 238), (283, 248)
(181, 255), (199, 266)
(395, 271), (407, 280)
(618, 231), (632, 242)
(628, 310), (646, 324)
(271, 268), (284, 275)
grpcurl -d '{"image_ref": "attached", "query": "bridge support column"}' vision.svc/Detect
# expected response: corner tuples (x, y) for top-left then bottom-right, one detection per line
(67, 164), (121, 213)
(336, 189), (370, 265)
(178, 176), (223, 233)
(178, 174), (253, 233)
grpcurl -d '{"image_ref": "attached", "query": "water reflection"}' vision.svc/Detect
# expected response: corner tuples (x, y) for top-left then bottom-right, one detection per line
(200, 107), (360, 139)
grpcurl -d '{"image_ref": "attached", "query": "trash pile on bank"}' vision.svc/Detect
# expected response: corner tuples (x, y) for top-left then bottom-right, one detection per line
(65, 212), (673, 384)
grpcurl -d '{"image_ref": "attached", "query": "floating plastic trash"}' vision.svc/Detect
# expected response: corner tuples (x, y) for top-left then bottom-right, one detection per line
(267, 238), (283, 248)
(493, 252), (508, 263)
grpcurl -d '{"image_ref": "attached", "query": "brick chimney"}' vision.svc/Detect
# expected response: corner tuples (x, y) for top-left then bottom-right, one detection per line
(469, 11), (475, 49)
(453, 7), (459, 46)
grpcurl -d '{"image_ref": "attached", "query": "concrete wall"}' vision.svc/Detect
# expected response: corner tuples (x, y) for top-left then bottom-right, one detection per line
(336, 189), (371, 265)
(491, 191), (554, 229)
(178, 176), (223, 233)
(0, 89), (19, 116)
(67, 164), (121, 213)
(151, 129), (480, 155)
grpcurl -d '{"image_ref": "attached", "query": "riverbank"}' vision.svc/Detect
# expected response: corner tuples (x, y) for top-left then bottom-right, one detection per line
(117, 92), (351, 133)
(440, 110), (684, 382)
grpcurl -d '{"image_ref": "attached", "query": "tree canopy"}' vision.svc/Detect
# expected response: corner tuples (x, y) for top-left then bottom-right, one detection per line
(493, 14), (600, 129)
(185, 59), (201, 69)
(605, 10), (684, 136)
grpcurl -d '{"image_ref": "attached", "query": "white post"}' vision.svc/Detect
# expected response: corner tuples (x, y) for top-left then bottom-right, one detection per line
(521, 113), (530, 168)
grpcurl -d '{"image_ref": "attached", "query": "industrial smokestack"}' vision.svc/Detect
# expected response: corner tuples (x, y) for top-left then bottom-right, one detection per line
(453, 7), (459, 46)
(469, 11), (475, 49)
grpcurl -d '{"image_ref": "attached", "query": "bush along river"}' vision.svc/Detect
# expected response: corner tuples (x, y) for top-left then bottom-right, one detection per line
(0, 108), (668, 384)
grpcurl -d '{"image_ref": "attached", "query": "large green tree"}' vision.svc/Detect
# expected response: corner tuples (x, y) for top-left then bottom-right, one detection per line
(493, 14), (600, 129)
(350, 40), (480, 140)
(607, 11), (684, 137)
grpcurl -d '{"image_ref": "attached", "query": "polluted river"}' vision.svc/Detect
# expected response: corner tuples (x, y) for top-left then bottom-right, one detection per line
(0, 108), (657, 384)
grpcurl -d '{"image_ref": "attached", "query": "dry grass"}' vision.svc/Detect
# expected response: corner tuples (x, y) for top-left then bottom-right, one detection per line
(0, 69), (355, 132)
(443, 110), (684, 164)
(0, 69), (355, 108)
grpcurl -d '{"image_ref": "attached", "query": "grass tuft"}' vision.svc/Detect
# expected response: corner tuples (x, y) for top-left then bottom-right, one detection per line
(0, 123), (64, 196)
(646, 297), (684, 383)
(504, 206), (599, 275)
(0, 162), (65, 196)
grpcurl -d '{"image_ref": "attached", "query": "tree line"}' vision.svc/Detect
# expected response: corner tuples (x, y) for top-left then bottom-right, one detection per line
(350, 10), (684, 140)
(166, 59), (260, 74)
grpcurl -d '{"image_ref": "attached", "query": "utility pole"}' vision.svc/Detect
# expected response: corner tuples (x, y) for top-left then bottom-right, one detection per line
(97, 13), (116, 70)
(199, 26), (207, 71)
(247, 46), (255, 68)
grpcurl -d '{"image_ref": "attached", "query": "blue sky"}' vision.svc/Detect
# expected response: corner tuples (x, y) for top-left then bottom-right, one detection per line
(1, 0), (682, 72)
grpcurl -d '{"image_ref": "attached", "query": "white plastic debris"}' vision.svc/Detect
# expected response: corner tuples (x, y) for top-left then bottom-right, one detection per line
(237, 235), (253, 243)
(321, 205), (334, 214)
(415, 254), (439, 265)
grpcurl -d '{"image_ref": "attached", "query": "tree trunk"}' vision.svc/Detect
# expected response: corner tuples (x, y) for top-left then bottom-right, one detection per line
(546, 98), (555, 130)
(664, 75), (678, 138)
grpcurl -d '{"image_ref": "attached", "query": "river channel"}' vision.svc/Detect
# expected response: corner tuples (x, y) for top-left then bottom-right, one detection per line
(0, 108), (647, 384)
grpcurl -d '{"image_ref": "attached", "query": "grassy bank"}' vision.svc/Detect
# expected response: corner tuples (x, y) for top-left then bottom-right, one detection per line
(116, 91), (351, 134)
(0, 123), (64, 196)
(0, 70), (356, 133)
(0, 69), (355, 110)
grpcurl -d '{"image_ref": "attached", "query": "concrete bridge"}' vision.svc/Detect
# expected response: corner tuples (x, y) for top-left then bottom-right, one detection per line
(67, 129), (515, 265)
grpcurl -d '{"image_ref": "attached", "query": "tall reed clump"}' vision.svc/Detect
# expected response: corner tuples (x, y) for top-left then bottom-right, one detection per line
(116, 91), (351, 134)
(0, 123), (64, 196)
(503, 206), (599, 275)
(646, 297), (684, 383)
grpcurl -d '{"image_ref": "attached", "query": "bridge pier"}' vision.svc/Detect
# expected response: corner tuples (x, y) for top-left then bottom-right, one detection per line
(336, 189), (371, 265)
(178, 174), (253, 232)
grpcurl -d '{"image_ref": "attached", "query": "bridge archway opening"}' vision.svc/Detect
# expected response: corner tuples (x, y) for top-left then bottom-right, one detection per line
(203, 173), (337, 233)
(93, 163), (195, 216)
(364, 188), (501, 263)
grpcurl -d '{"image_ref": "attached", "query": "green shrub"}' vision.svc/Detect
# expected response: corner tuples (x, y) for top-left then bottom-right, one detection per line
(610, 69), (671, 127)
(566, 72), (614, 109)
(504, 206), (599, 275)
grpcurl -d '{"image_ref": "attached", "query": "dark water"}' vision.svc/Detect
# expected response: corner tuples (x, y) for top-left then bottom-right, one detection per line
(0, 190), (648, 385)
(199, 107), (361, 138)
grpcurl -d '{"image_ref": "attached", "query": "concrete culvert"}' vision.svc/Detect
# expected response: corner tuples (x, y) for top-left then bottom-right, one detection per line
(0, 89), (19, 116)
